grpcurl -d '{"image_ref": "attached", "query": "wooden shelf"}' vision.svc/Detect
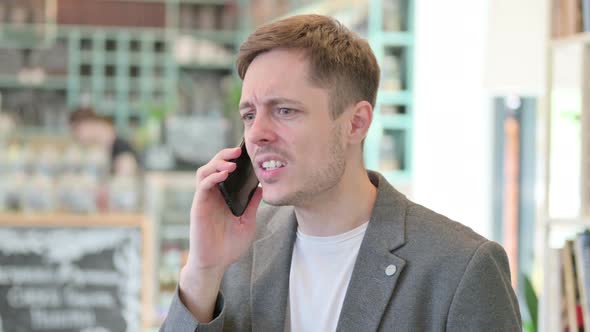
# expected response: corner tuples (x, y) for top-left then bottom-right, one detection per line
(0, 212), (148, 227)
(79, 51), (169, 65)
(175, 0), (228, 4)
(0, 75), (68, 90)
(179, 29), (239, 44)
(178, 61), (233, 71)
(127, 0), (228, 4)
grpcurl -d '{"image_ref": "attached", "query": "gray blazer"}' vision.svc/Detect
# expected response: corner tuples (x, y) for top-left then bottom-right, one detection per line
(161, 171), (521, 331)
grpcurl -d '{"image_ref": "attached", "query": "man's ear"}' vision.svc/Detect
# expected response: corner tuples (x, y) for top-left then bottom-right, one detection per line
(346, 101), (373, 144)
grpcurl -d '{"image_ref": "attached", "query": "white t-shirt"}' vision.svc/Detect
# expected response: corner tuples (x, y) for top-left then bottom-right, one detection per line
(288, 221), (369, 332)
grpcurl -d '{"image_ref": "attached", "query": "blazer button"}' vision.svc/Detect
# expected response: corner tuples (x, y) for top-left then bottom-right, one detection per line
(385, 265), (397, 276)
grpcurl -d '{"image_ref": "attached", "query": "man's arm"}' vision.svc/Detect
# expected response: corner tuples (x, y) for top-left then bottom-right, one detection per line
(446, 241), (522, 331)
(159, 146), (263, 331)
(160, 289), (225, 332)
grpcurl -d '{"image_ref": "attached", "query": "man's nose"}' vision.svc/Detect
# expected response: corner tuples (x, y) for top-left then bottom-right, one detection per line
(246, 111), (277, 146)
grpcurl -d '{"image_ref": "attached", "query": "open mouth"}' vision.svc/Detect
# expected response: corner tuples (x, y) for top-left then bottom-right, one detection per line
(261, 160), (286, 171)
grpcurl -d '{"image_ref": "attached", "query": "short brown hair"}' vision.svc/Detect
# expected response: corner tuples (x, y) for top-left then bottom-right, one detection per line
(69, 107), (113, 126)
(236, 14), (380, 118)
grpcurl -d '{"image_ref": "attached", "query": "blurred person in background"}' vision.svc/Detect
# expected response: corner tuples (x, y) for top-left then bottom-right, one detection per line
(69, 107), (140, 176)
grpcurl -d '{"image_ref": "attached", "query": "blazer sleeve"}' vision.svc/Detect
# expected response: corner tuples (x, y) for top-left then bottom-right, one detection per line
(446, 240), (522, 331)
(160, 288), (226, 332)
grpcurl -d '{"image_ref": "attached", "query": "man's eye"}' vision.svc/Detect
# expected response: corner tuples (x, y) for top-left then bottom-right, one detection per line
(241, 112), (255, 121)
(277, 108), (294, 116)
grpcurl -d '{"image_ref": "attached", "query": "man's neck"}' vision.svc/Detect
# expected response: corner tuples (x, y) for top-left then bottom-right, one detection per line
(293, 167), (377, 237)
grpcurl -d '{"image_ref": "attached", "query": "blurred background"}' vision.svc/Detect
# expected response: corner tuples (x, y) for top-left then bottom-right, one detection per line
(0, 0), (585, 331)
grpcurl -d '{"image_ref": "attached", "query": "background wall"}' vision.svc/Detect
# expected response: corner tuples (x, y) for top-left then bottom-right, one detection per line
(484, 0), (549, 96)
(412, 0), (549, 240)
(412, 0), (492, 238)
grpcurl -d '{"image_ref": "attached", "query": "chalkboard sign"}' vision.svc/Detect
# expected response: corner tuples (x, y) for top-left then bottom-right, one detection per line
(0, 227), (142, 332)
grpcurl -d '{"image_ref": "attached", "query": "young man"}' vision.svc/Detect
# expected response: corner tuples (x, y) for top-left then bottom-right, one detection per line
(162, 15), (521, 331)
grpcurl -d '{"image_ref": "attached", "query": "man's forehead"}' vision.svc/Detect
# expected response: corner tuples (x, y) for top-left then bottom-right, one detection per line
(241, 51), (319, 92)
(239, 95), (305, 110)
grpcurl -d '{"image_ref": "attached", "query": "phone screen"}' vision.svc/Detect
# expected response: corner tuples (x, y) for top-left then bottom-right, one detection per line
(218, 140), (260, 216)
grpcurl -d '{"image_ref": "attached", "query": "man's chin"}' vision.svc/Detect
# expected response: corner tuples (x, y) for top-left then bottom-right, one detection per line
(262, 192), (294, 207)
(262, 197), (291, 207)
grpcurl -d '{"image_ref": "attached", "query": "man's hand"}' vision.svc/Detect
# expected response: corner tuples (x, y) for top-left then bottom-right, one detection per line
(179, 146), (263, 323)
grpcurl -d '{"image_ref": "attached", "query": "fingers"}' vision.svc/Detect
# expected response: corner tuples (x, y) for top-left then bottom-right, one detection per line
(195, 148), (241, 182)
(197, 169), (230, 194)
(192, 146), (246, 206)
(215, 146), (242, 161)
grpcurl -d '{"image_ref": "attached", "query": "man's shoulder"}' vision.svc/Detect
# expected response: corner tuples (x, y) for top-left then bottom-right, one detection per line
(370, 170), (489, 255)
(405, 202), (487, 249)
(397, 200), (501, 274)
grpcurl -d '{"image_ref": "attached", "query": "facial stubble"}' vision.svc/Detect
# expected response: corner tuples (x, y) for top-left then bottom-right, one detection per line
(265, 124), (346, 207)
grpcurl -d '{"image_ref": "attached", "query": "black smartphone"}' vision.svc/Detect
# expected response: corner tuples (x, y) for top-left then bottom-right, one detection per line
(218, 140), (260, 216)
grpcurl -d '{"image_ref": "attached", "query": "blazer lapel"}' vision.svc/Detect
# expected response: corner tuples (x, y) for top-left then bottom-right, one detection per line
(251, 207), (297, 331)
(336, 172), (409, 331)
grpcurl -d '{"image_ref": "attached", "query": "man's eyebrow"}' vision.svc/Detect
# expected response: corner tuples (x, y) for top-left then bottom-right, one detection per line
(239, 98), (304, 111)
(239, 101), (253, 111)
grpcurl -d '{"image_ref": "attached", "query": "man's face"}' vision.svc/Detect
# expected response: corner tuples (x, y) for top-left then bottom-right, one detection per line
(240, 48), (348, 206)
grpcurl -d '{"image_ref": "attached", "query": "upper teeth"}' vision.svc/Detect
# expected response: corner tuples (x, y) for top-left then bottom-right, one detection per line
(262, 160), (285, 170)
